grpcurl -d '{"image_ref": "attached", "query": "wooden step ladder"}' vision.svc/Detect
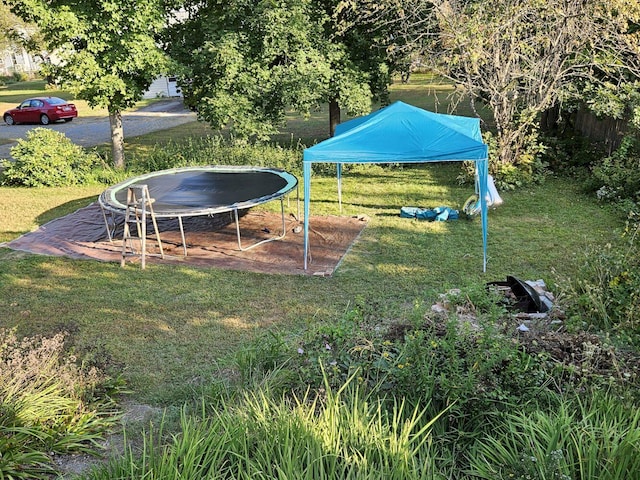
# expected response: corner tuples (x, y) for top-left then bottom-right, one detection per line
(121, 185), (164, 269)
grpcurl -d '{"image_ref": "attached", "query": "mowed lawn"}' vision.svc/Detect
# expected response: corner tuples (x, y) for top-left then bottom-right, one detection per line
(0, 76), (623, 405)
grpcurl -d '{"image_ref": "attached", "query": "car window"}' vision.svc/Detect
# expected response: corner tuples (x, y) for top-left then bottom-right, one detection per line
(47, 97), (66, 105)
(20, 100), (31, 109)
(31, 100), (44, 108)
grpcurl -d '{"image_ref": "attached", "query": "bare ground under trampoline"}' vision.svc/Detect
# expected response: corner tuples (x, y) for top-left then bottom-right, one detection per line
(6, 202), (368, 276)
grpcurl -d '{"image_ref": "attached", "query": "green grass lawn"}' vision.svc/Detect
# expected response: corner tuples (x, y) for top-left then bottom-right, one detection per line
(0, 75), (625, 405)
(0, 169), (622, 404)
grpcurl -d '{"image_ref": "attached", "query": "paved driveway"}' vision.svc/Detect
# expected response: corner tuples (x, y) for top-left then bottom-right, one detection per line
(0, 99), (196, 160)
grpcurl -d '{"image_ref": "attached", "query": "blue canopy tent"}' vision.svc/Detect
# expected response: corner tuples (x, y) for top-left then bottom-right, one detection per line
(302, 101), (490, 271)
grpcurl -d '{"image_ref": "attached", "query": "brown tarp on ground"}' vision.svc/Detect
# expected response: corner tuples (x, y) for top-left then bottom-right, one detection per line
(6, 202), (367, 276)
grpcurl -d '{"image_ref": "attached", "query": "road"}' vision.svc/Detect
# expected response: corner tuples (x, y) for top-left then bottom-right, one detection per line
(0, 99), (196, 160)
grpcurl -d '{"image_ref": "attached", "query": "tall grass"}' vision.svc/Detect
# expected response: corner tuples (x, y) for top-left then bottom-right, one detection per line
(85, 372), (447, 480)
(126, 135), (303, 176)
(468, 391), (640, 480)
(0, 329), (119, 479)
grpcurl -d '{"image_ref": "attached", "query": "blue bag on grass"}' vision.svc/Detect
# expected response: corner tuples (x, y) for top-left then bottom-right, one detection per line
(400, 206), (459, 221)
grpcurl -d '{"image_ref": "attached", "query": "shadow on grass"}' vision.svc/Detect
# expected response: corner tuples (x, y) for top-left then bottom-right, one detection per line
(36, 195), (98, 227)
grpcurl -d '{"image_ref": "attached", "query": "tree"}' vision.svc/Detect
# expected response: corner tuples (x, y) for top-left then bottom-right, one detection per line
(572, 1), (640, 130)
(7, 0), (168, 168)
(163, 0), (393, 140)
(0, 3), (43, 62)
(322, 0), (395, 135)
(0, 4), (22, 51)
(346, 0), (640, 171)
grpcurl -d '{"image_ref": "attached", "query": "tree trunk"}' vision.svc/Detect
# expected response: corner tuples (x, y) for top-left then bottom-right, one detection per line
(329, 98), (341, 137)
(109, 110), (125, 169)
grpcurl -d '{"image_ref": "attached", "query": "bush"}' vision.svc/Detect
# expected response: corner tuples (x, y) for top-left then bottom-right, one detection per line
(0, 329), (120, 479)
(458, 131), (548, 190)
(541, 134), (602, 174)
(12, 70), (29, 82)
(555, 224), (640, 346)
(1, 128), (102, 187)
(590, 135), (640, 206)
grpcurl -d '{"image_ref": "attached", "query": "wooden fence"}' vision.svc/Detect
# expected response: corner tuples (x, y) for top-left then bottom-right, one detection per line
(573, 107), (629, 155)
(541, 105), (630, 155)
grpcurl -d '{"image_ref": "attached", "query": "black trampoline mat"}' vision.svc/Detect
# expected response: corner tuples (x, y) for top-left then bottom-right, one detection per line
(100, 166), (298, 216)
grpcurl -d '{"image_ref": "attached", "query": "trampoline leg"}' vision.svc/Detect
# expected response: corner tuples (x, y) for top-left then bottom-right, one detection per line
(235, 198), (288, 251)
(234, 209), (243, 249)
(286, 184), (301, 221)
(150, 214), (164, 259)
(178, 216), (187, 256)
(100, 204), (114, 242)
(140, 205), (147, 270)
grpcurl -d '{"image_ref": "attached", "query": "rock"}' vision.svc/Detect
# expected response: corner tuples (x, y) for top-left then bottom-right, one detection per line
(431, 303), (447, 314)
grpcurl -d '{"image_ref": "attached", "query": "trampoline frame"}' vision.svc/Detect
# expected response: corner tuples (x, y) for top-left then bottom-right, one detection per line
(98, 165), (299, 256)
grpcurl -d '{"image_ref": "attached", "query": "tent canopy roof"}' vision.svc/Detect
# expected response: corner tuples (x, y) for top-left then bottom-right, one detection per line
(301, 101), (490, 271)
(303, 101), (488, 163)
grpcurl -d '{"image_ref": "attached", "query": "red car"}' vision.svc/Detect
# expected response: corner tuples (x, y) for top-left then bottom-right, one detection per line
(3, 96), (78, 125)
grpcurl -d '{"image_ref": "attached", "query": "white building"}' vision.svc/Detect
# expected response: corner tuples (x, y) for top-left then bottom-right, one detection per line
(0, 45), (40, 77)
(143, 75), (183, 99)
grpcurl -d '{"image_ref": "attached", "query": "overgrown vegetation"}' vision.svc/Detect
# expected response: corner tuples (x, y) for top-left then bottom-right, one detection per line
(556, 222), (640, 347)
(469, 393), (640, 479)
(73, 277), (639, 479)
(86, 374), (446, 479)
(0, 329), (121, 479)
(126, 135), (303, 176)
(590, 135), (640, 213)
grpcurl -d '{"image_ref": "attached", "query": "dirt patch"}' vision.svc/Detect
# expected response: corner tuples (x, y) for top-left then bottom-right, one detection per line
(52, 401), (163, 479)
(7, 202), (368, 276)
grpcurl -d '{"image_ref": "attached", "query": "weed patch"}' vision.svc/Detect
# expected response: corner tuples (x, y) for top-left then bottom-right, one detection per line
(0, 329), (122, 478)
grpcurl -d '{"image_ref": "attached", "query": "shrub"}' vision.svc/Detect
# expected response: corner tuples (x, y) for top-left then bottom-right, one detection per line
(555, 224), (640, 346)
(0, 329), (120, 479)
(458, 131), (548, 190)
(12, 70), (29, 82)
(590, 135), (640, 206)
(541, 134), (602, 174)
(1, 128), (102, 187)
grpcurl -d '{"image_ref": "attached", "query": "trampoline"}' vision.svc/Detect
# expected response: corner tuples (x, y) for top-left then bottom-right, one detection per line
(98, 165), (299, 256)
